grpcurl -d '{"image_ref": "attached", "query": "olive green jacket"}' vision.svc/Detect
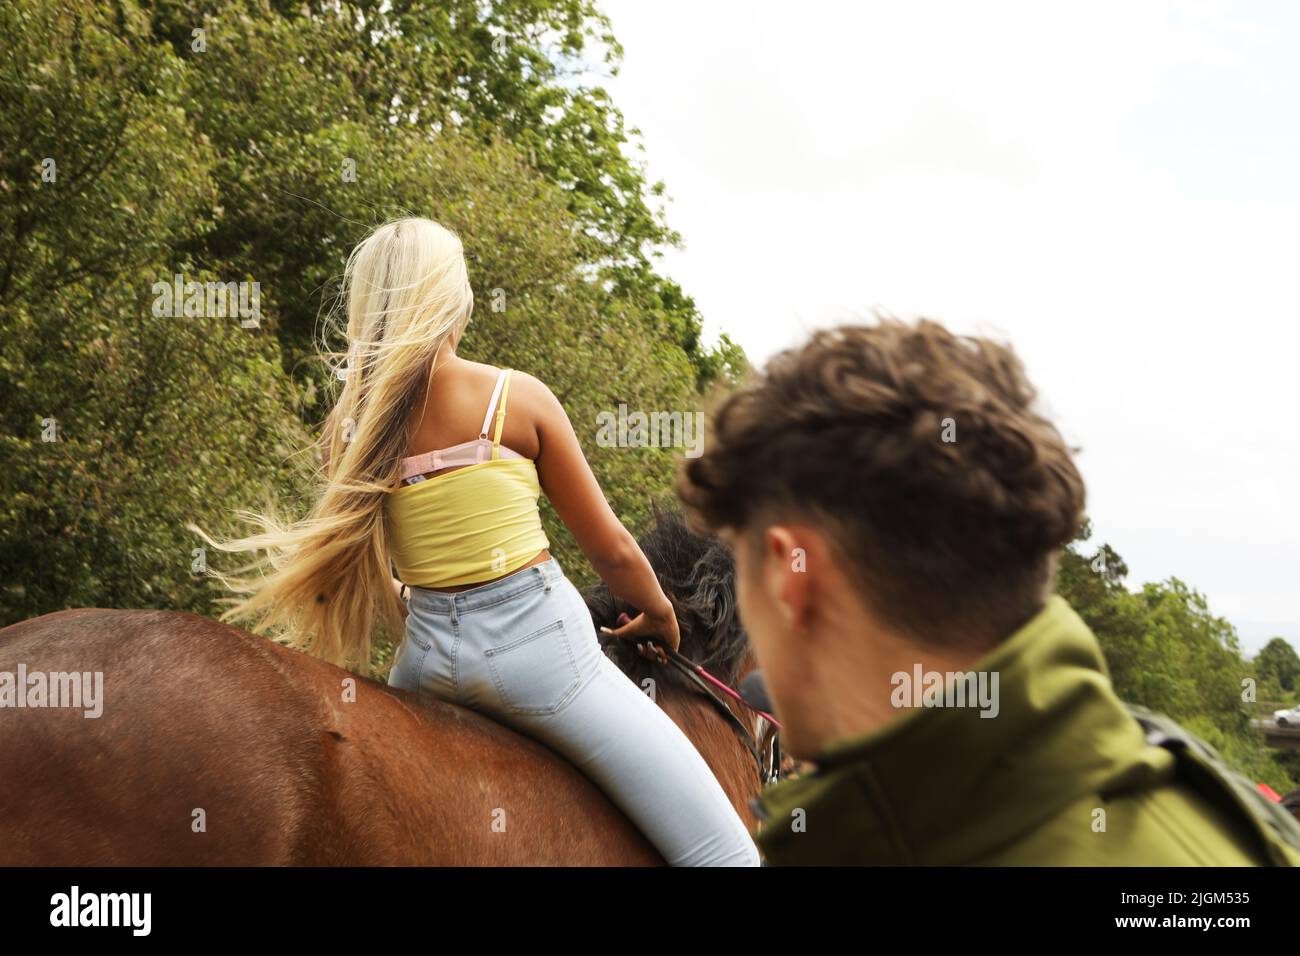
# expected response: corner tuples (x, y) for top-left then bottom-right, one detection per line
(751, 596), (1300, 866)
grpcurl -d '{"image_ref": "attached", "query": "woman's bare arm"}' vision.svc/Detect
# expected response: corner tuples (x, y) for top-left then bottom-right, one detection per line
(521, 373), (679, 655)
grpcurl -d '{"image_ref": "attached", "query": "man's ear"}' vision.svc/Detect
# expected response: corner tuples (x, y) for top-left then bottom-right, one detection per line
(763, 524), (813, 634)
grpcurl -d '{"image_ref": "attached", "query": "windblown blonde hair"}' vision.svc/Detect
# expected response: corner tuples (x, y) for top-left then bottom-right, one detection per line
(190, 217), (474, 673)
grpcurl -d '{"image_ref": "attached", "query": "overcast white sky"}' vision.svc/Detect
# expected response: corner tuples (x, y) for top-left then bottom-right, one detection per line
(596, 0), (1299, 654)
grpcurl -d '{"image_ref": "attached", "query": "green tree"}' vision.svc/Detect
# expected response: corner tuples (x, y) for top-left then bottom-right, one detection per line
(137, 0), (731, 388)
(1057, 522), (1297, 792)
(0, 0), (310, 620)
(0, 0), (725, 631)
(1254, 637), (1300, 694)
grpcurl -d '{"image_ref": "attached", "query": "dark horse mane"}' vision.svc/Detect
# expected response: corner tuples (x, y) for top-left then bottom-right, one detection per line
(582, 508), (750, 689)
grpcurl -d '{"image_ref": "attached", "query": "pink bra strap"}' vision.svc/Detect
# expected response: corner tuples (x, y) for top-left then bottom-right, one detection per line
(401, 441), (493, 480)
(398, 368), (514, 483)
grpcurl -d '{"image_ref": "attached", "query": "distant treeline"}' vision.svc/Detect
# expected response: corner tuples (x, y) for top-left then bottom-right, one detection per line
(1059, 522), (1300, 791)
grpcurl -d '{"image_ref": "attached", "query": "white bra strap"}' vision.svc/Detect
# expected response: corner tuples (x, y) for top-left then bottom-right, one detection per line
(478, 368), (509, 439)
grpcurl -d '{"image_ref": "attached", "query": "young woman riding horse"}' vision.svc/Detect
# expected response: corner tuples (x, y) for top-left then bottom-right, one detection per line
(200, 217), (759, 867)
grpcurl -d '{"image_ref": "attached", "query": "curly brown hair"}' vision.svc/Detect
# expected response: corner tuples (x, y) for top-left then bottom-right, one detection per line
(677, 318), (1086, 648)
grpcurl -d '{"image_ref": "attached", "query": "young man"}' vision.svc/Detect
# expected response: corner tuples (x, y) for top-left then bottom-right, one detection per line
(678, 319), (1300, 865)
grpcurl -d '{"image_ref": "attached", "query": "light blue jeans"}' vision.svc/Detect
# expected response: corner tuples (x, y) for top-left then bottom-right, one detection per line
(387, 557), (760, 867)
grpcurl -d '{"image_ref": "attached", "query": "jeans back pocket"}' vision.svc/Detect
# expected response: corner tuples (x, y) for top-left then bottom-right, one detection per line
(484, 619), (583, 716)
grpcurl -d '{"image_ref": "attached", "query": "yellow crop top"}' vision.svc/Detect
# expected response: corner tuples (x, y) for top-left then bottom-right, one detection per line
(384, 368), (550, 588)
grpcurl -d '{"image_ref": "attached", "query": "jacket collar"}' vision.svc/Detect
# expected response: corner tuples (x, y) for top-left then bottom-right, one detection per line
(752, 596), (1164, 864)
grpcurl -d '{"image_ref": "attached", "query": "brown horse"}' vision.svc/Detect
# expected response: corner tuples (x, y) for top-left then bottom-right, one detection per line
(0, 514), (766, 865)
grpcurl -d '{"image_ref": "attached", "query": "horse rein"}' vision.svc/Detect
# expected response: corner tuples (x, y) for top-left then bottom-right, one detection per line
(596, 622), (784, 786)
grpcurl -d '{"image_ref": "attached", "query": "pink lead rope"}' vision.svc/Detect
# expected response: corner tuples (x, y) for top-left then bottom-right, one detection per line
(611, 611), (783, 730)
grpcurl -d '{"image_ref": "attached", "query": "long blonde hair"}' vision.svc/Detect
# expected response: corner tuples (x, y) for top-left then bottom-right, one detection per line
(191, 217), (474, 673)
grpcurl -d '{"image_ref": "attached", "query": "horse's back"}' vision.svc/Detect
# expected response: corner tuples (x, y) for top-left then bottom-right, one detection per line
(0, 608), (333, 864)
(0, 609), (661, 865)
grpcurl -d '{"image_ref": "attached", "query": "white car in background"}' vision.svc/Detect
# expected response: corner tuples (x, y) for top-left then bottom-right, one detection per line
(1273, 706), (1300, 727)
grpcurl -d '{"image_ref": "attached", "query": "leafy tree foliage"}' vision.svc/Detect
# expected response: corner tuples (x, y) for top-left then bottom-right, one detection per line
(1255, 638), (1300, 696)
(1058, 521), (1300, 791)
(0, 0), (734, 624)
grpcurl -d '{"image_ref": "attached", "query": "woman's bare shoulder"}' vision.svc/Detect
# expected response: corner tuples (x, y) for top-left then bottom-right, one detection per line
(505, 369), (564, 414)
(447, 358), (543, 389)
(506, 367), (549, 391)
(442, 356), (499, 380)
